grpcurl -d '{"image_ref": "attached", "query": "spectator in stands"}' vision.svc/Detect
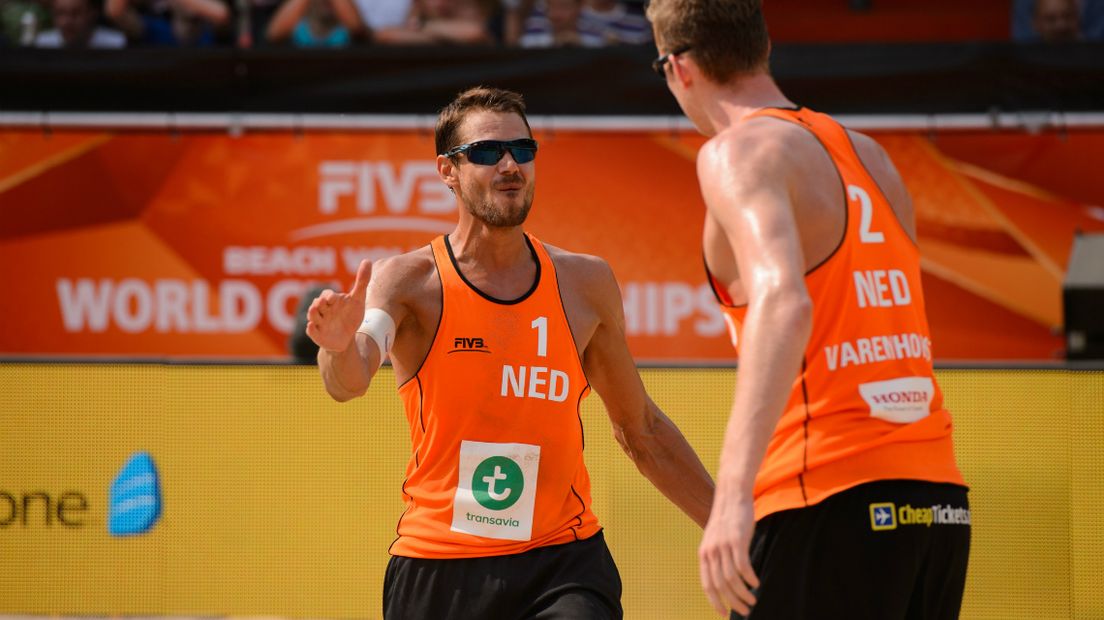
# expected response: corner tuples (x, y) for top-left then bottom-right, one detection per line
(518, 0), (602, 47)
(265, 0), (365, 46)
(352, 0), (406, 32)
(1035, 0), (1082, 40)
(1013, 0), (1103, 41)
(508, 0), (649, 47)
(34, 0), (125, 46)
(373, 0), (493, 44)
(580, 0), (650, 44)
(106, 0), (229, 45)
(1, 0), (51, 45)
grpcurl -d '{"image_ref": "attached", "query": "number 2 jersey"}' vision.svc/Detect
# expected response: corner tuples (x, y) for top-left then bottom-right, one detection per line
(706, 106), (966, 521)
(389, 233), (601, 559)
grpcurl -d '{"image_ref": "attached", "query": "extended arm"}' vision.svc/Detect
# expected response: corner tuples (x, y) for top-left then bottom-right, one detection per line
(310, 258), (406, 402)
(581, 258), (714, 528)
(695, 125), (813, 616)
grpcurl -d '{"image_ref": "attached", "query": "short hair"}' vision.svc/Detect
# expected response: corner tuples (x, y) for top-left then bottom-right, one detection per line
(435, 86), (532, 155)
(646, 0), (770, 84)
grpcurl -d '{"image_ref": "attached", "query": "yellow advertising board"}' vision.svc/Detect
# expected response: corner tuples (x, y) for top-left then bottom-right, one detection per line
(1, 364), (1101, 619)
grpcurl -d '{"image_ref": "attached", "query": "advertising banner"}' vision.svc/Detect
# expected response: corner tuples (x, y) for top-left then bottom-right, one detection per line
(1, 364), (1102, 618)
(2, 128), (1100, 361)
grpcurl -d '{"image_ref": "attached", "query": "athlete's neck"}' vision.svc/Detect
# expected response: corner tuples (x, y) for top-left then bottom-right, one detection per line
(448, 223), (531, 272)
(698, 73), (794, 136)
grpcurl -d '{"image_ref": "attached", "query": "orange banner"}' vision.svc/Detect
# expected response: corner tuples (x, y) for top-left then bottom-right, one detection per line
(1, 128), (1100, 361)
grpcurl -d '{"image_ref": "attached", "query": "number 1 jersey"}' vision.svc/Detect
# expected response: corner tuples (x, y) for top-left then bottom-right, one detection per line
(390, 233), (601, 559)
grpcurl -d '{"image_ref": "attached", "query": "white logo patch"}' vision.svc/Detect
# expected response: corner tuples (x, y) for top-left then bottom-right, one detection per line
(859, 376), (935, 424)
(450, 440), (540, 541)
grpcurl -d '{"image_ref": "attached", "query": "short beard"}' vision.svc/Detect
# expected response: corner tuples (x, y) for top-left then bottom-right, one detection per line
(463, 185), (534, 228)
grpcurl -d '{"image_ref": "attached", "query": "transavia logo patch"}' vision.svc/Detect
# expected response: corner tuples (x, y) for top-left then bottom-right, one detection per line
(870, 502), (897, 531)
(109, 452), (162, 536)
(472, 457), (524, 510)
(452, 440), (540, 542)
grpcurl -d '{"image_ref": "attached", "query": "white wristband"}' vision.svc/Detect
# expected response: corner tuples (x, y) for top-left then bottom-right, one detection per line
(356, 308), (396, 370)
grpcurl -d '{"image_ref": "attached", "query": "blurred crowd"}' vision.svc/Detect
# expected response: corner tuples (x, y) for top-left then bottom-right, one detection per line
(0, 0), (653, 48)
(1, 0), (1101, 49)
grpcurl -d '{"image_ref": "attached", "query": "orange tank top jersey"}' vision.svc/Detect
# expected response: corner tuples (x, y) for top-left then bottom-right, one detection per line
(391, 233), (601, 559)
(707, 107), (965, 521)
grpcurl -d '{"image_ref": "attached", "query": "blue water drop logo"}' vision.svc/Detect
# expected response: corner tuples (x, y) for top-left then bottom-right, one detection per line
(108, 452), (162, 536)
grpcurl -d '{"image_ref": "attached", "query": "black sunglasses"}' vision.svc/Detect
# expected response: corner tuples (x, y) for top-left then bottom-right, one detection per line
(444, 139), (538, 165)
(652, 45), (692, 78)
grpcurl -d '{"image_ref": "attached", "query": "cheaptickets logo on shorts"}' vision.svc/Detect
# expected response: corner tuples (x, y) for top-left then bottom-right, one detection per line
(451, 440), (540, 541)
(869, 502), (971, 531)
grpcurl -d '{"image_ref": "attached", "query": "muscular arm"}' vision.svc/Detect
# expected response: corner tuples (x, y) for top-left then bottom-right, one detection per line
(702, 126), (812, 522)
(317, 332), (381, 402)
(579, 257), (714, 528)
(695, 124), (814, 616)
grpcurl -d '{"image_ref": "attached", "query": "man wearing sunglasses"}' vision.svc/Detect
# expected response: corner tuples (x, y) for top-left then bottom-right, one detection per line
(305, 86), (714, 619)
(646, 1), (970, 619)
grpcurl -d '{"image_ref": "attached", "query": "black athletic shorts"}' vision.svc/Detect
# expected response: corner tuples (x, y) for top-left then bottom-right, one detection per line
(383, 531), (623, 620)
(733, 479), (971, 620)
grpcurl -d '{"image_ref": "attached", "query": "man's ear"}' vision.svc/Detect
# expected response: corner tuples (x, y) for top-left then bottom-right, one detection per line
(437, 154), (459, 192)
(671, 52), (694, 88)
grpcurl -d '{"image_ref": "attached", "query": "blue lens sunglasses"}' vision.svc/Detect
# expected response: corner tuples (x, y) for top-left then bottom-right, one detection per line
(444, 139), (538, 165)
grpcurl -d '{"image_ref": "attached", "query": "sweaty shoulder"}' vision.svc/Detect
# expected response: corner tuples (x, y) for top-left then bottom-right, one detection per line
(541, 242), (620, 352)
(542, 243), (618, 302)
(698, 117), (819, 190)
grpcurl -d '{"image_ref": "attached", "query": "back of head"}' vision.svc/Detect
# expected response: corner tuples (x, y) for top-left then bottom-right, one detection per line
(646, 0), (770, 84)
(435, 86), (533, 156)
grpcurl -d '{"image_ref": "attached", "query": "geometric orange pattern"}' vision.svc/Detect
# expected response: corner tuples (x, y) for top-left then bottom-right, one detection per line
(1, 128), (1100, 360)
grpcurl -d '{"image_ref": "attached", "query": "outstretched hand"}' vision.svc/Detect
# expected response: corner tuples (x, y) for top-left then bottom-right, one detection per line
(699, 495), (760, 617)
(305, 259), (372, 354)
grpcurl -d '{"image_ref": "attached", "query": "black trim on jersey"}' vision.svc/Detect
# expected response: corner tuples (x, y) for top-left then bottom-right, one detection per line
(575, 385), (590, 450)
(776, 111), (849, 276)
(568, 484), (586, 540)
(703, 252), (737, 308)
(444, 234), (541, 305)
(570, 382), (591, 540)
(841, 127), (922, 251)
(389, 455), (417, 555)
(416, 375), (425, 433)
(548, 243), (590, 379)
(700, 107), (846, 311)
(798, 356), (811, 505)
(396, 243), (444, 391)
(570, 371), (590, 538)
